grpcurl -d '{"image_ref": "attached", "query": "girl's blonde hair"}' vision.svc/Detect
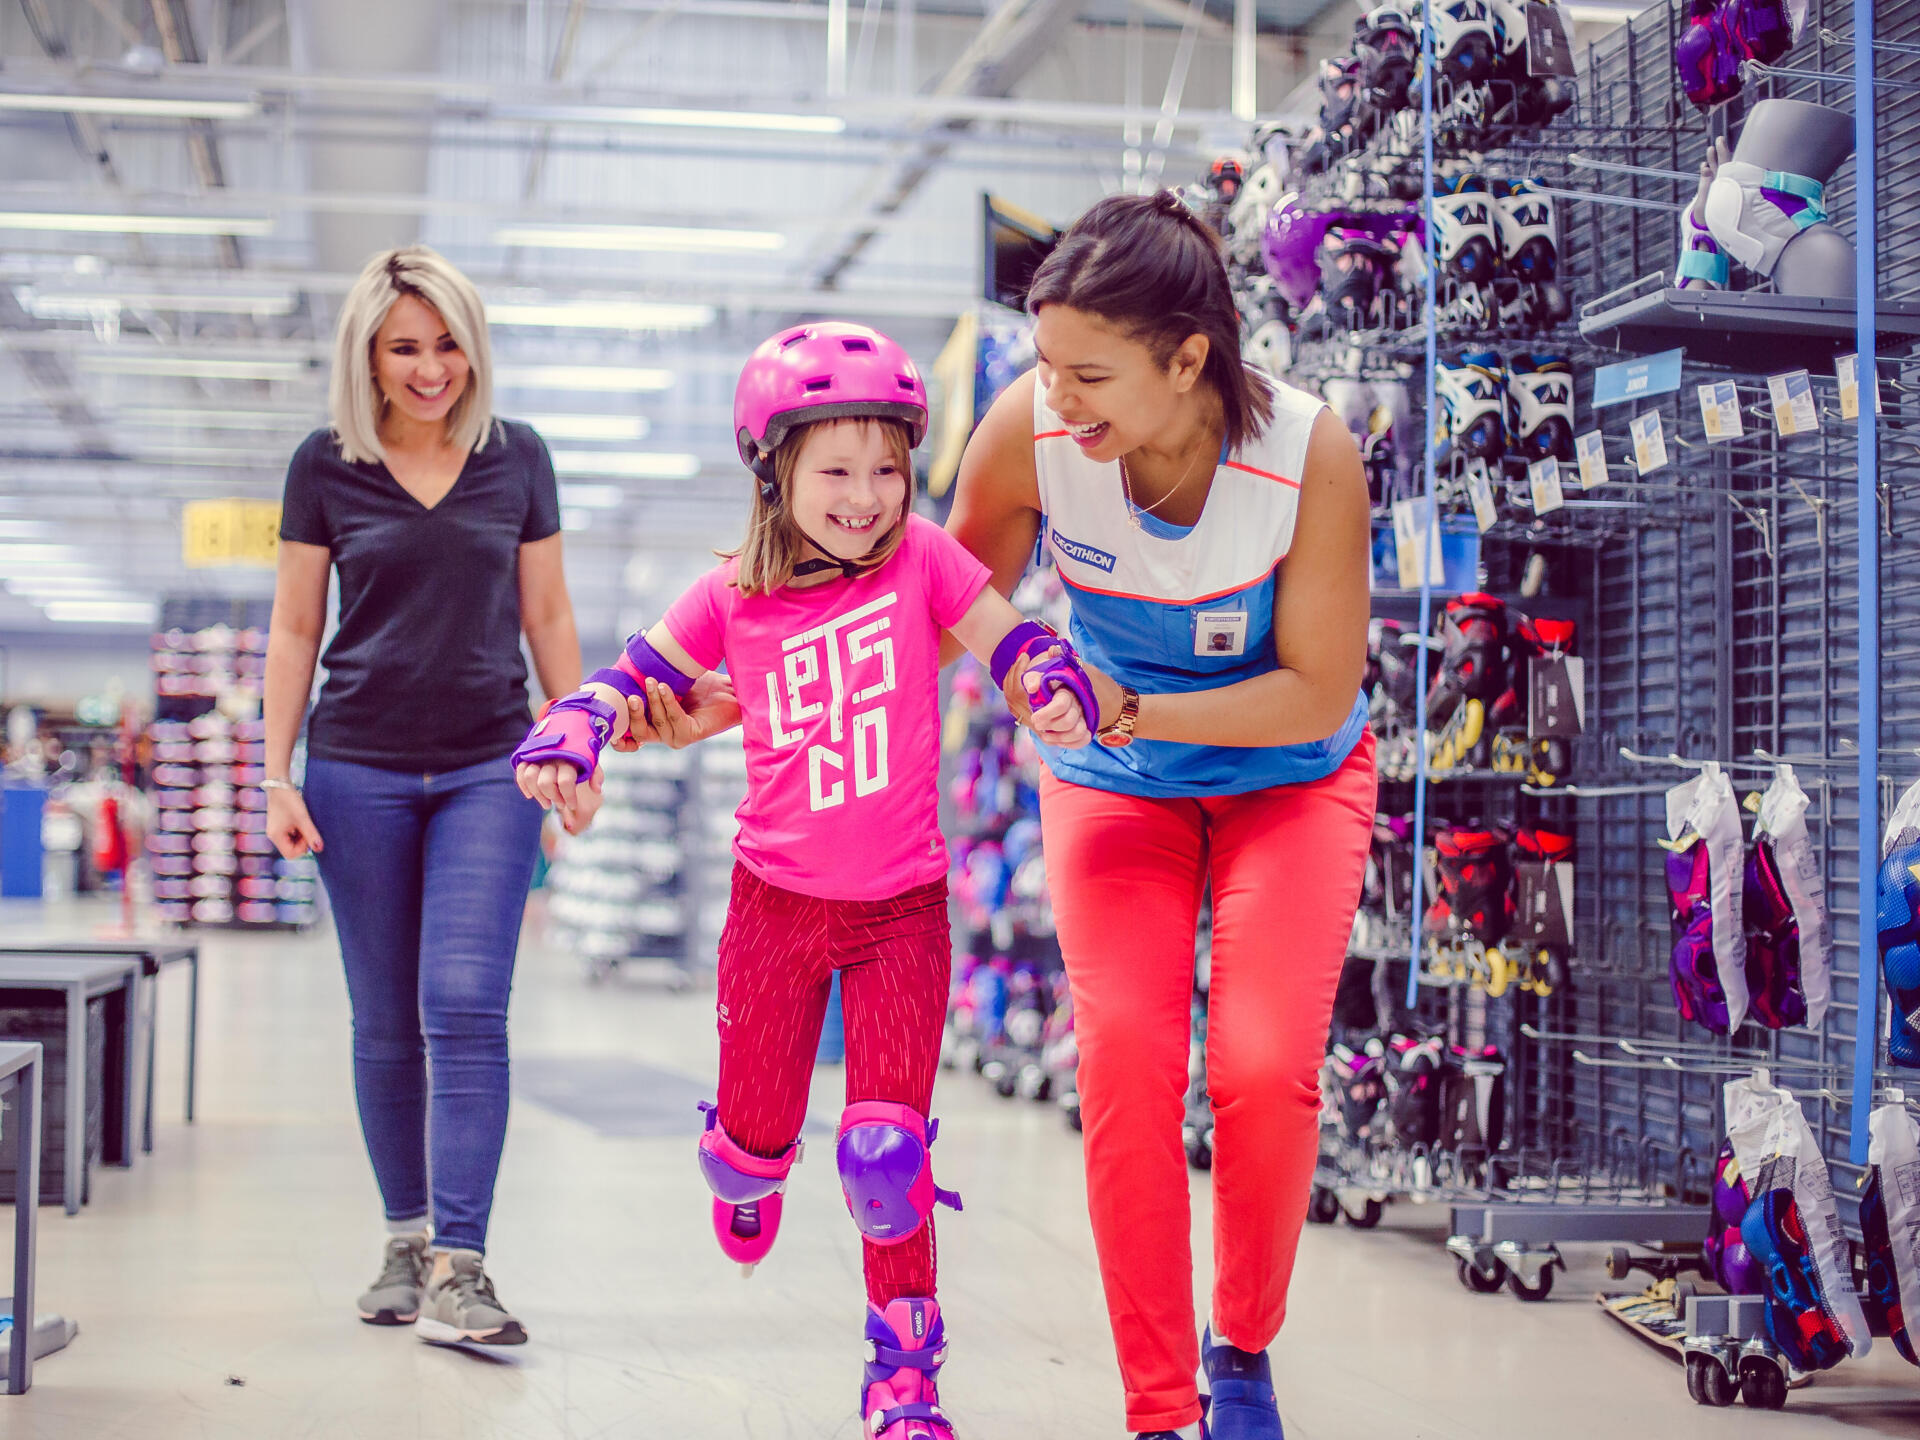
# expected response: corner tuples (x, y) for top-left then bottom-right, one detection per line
(329, 244), (495, 466)
(728, 417), (916, 596)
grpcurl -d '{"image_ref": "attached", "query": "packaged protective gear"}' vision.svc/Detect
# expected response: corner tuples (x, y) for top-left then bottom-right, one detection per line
(1703, 1140), (1764, 1295)
(1664, 764), (1749, 1034)
(1878, 779), (1920, 1067)
(1432, 173), (1500, 286)
(1726, 1072), (1871, 1370)
(1745, 766), (1832, 1029)
(1863, 1104), (1920, 1367)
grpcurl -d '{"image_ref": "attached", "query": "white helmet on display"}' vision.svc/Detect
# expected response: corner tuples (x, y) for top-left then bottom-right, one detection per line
(1245, 319), (1293, 379)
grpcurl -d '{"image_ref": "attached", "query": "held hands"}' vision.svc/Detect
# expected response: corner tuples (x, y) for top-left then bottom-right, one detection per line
(514, 759), (606, 834)
(612, 669), (740, 752)
(1004, 647), (1122, 750)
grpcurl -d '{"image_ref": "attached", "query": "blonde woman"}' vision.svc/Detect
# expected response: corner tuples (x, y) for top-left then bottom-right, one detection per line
(263, 245), (583, 1345)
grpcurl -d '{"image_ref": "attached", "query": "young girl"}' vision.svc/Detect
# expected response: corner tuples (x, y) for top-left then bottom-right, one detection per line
(512, 322), (1094, 1440)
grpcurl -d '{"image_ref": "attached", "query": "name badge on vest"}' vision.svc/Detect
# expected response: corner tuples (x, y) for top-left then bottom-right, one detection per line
(1192, 608), (1248, 657)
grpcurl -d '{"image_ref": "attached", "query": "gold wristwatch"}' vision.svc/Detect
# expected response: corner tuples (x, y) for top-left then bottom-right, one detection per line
(1096, 685), (1140, 748)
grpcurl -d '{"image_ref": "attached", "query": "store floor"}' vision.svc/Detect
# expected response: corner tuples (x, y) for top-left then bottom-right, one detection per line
(3, 897), (1917, 1439)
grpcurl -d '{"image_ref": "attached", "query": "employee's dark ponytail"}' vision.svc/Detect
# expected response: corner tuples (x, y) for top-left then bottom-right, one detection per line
(1025, 190), (1275, 455)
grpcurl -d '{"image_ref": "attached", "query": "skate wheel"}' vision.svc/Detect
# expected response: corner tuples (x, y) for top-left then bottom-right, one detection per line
(1485, 949), (1512, 998)
(1309, 1186), (1342, 1225)
(1604, 1246), (1633, 1281)
(1506, 1265), (1554, 1302)
(1739, 1357), (1787, 1409)
(1686, 1353), (1737, 1407)
(739, 1263), (758, 1279)
(1343, 1197), (1384, 1229)
(1456, 1257), (1506, 1293)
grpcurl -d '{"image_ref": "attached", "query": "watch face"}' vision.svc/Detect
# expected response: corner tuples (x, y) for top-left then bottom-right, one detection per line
(1097, 730), (1134, 749)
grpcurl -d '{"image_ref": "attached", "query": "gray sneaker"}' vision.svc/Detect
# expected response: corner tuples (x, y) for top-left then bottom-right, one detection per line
(416, 1249), (528, 1346)
(357, 1233), (429, 1325)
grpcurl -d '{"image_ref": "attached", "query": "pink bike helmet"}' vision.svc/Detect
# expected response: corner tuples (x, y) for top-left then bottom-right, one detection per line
(733, 322), (929, 484)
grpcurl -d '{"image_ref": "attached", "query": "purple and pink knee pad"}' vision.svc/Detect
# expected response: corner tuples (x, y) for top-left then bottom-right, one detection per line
(696, 1102), (802, 1269)
(837, 1101), (963, 1245)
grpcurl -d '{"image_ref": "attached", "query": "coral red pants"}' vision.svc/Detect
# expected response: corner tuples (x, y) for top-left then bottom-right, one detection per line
(1041, 732), (1376, 1432)
(714, 862), (951, 1307)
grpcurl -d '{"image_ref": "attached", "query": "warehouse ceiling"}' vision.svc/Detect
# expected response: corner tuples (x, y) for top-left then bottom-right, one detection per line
(0, 0), (1426, 642)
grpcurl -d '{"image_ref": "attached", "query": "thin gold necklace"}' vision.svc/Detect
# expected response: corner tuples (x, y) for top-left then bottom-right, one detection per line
(1119, 440), (1211, 530)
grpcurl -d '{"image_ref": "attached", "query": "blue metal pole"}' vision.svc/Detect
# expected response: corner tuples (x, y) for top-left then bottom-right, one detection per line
(1850, 0), (1879, 1166)
(1406, 13), (1440, 1011)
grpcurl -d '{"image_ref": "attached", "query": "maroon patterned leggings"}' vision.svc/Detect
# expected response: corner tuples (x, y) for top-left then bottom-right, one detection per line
(715, 862), (950, 1305)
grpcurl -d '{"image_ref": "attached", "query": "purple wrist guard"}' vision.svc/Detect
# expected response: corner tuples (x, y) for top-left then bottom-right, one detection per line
(510, 691), (617, 777)
(989, 620), (1098, 730)
(590, 631), (697, 701)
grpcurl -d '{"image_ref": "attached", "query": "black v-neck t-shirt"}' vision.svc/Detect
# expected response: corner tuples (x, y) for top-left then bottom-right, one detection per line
(278, 419), (562, 773)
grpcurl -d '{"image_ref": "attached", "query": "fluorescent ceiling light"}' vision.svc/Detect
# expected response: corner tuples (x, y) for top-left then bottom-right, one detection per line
(559, 483), (623, 509)
(118, 408), (319, 429)
(553, 451), (701, 480)
(488, 300), (715, 330)
(520, 414), (650, 442)
(497, 365), (673, 392)
(0, 543), (82, 564)
(12, 583), (141, 602)
(1560, 2), (1646, 17)
(42, 600), (159, 625)
(0, 93), (258, 120)
(19, 286), (297, 318)
(0, 521), (51, 538)
(80, 355), (314, 380)
(494, 223), (784, 254)
(498, 104), (843, 135)
(0, 212), (273, 236)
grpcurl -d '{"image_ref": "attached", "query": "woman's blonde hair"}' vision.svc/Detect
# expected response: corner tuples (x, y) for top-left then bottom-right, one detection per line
(727, 417), (915, 596)
(329, 244), (495, 466)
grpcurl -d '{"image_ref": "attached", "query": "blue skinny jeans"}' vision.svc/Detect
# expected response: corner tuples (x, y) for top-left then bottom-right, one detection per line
(304, 753), (542, 1253)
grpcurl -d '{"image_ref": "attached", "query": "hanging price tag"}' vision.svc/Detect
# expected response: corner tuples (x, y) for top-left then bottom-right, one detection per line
(1391, 496), (1444, 589)
(1631, 410), (1669, 474)
(1768, 369), (1820, 437)
(1576, 429), (1609, 489)
(1528, 457), (1565, 515)
(1698, 380), (1743, 442)
(1836, 353), (1882, 420)
(1466, 467), (1498, 531)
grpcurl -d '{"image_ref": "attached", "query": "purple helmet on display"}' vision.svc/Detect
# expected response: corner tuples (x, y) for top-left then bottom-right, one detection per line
(733, 321), (929, 484)
(1262, 196), (1337, 313)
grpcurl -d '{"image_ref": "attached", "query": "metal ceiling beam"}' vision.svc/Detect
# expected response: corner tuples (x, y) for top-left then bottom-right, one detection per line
(146, 0), (244, 268)
(0, 58), (1242, 133)
(807, 0), (1076, 291)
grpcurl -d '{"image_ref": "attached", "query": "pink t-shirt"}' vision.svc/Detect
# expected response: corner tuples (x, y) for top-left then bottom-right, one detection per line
(663, 515), (991, 901)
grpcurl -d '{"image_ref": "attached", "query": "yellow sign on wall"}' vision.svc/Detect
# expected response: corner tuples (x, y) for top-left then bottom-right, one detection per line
(183, 499), (281, 568)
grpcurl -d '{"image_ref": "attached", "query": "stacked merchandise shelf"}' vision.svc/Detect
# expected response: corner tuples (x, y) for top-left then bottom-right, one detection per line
(940, 571), (1081, 1126)
(147, 602), (318, 930)
(1195, 0), (1609, 1245)
(547, 742), (701, 988)
(1207, 0), (1920, 1407)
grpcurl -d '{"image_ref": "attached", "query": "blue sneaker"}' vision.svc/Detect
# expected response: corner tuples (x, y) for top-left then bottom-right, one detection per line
(1202, 1327), (1282, 1439)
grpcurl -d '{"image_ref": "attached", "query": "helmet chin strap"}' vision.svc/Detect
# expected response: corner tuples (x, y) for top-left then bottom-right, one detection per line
(792, 524), (890, 580)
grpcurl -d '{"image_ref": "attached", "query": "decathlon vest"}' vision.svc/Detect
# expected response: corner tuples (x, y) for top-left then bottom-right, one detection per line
(1032, 376), (1368, 798)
